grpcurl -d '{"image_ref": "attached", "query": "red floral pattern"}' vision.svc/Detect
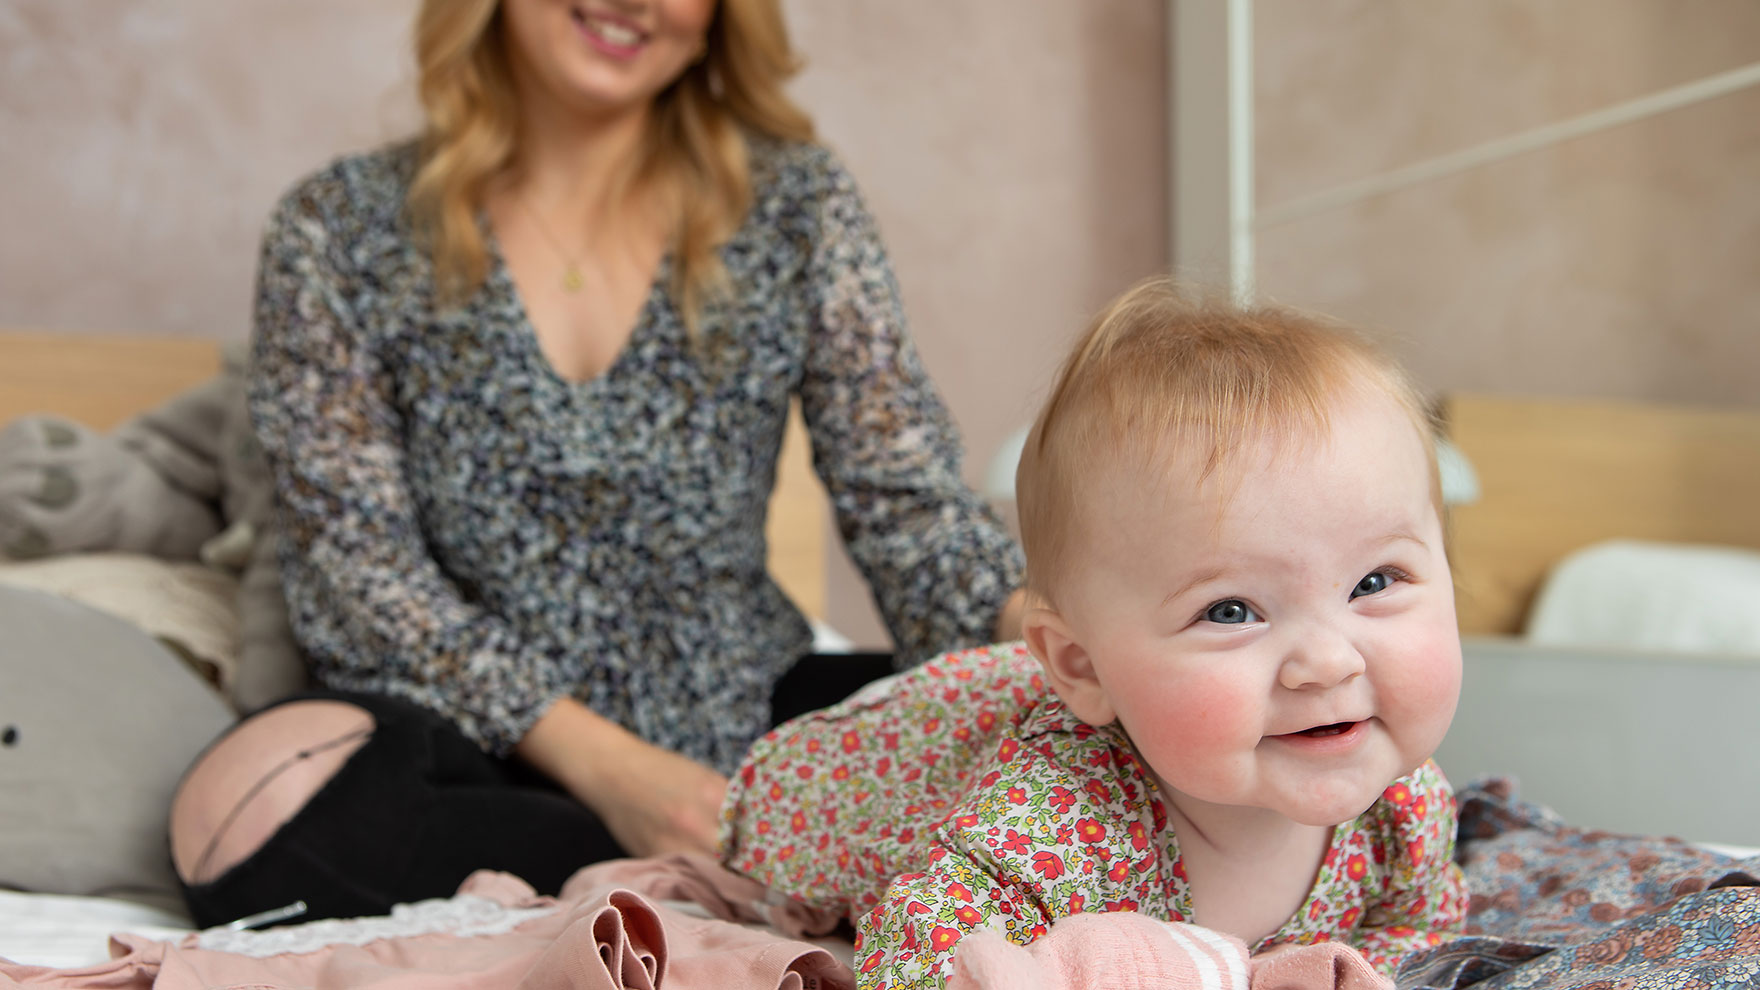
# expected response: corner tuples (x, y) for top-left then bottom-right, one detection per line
(720, 642), (1466, 990)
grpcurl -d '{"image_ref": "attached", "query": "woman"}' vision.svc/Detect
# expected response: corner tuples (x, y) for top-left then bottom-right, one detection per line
(169, 0), (1024, 929)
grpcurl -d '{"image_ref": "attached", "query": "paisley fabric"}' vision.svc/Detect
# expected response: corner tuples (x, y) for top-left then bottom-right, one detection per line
(1397, 777), (1760, 990)
(248, 136), (1023, 769)
(721, 643), (1467, 989)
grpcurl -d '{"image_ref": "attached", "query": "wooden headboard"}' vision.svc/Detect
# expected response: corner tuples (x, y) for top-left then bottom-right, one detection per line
(0, 331), (827, 618)
(0, 331), (223, 431)
(1442, 391), (1760, 636)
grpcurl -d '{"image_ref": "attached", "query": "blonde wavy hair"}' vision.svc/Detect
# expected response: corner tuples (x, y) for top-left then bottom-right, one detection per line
(405, 0), (815, 323)
(1015, 277), (1441, 607)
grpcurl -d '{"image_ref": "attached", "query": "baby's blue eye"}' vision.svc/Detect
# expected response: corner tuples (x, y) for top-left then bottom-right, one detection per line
(1204, 599), (1259, 624)
(1351, 572), (1391, 599)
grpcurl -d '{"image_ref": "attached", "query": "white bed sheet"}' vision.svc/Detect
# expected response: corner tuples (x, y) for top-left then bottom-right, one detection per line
(0, 890), (192, 968)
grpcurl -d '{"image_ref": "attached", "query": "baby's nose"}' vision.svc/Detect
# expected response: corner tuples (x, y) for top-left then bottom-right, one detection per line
(1277, 628), (1367, 690)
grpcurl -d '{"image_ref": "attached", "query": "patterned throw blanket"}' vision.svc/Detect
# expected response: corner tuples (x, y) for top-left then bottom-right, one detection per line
(1400, 777), (1760, 989)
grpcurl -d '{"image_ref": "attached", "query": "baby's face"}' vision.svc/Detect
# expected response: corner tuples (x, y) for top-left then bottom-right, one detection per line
(1054, 390), (1461, 828)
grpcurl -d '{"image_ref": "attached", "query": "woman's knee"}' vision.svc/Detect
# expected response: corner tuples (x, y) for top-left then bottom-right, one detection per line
(169, 699), (375, 885)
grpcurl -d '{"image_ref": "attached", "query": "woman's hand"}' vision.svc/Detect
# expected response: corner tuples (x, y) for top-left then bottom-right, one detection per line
(591, 738), (728, 858)
(516, 696), (728, 858)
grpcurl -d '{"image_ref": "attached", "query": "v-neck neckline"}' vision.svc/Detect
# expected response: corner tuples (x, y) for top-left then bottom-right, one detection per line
(484, 227), (675, 392)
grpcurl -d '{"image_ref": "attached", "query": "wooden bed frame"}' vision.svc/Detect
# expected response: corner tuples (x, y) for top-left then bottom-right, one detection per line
(1442, 392), (1760, 636)
(0, 331), (222, 433)
(0, 330), (829, 619)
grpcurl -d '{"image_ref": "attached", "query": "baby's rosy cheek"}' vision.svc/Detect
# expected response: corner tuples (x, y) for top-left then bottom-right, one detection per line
(1413, 632), (1463, 690)
(1387, 638), (1463, 724)
(1130, 679), (1248, 752)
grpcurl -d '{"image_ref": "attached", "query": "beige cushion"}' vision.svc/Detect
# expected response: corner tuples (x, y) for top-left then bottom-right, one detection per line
(0, 552), (240, 689)
(1526, 539), (1760, 658)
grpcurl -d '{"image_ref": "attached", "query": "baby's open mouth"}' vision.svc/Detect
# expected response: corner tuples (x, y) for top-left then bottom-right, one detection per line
(1295, 721), (1357, 737)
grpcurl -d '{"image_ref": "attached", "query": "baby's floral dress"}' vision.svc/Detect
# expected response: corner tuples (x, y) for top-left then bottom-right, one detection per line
(720, 642), (1467, 990)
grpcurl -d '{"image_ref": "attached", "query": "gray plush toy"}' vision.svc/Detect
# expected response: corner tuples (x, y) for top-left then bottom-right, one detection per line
(0, 341), (307, 712)
(0, 585), (235, 902)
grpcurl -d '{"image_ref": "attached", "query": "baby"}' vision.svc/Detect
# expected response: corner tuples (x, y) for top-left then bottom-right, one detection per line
(721, 277), (1467, 988)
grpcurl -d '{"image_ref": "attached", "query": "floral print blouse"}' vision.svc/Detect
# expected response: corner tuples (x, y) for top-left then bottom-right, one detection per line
(720, 642), (1467, 989)
(247, 136), (1024, 771)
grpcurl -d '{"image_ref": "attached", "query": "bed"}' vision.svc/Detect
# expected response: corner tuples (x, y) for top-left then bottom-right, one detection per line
(1433, 391), (1760, 851)
(3, 333), (1760, 988)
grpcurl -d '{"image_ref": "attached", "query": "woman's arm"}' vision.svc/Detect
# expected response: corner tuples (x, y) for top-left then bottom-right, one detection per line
(249, 177), (721, 854)
(797, 151), (1026, 665)
(250, 182), (557, 755)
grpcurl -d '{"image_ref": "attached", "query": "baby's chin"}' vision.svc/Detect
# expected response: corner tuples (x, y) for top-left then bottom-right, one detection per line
(1278, 758), (1433, 826)
(1159, 777), (1385, 828)
(1281, 796), (1382, 828)
(1274, 775), (1402, 827)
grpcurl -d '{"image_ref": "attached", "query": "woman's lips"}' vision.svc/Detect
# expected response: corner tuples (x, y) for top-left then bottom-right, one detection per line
(573, 8), (647, 58)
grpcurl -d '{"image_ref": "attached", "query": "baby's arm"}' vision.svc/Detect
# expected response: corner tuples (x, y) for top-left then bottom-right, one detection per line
(947, 917), (1397, 990)
(861, 853), (1396, 990)
(946, 911), (1252, 990)
(1351, 760), (1470, 973)
(855, 850), (1049, 990)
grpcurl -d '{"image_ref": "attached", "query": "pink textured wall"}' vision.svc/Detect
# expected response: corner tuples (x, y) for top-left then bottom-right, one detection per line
(1253, 0), (1760, 406)
(0, 1), (1167, 646)
(784, 1), (1169, 644)
(0, 0), (420, 338)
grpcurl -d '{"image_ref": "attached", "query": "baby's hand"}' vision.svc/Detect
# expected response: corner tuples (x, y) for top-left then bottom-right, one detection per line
(1251, 940), (1392, 989)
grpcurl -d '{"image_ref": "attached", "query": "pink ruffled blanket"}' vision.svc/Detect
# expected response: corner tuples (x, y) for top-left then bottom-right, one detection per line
(0, 855), (1388, 990)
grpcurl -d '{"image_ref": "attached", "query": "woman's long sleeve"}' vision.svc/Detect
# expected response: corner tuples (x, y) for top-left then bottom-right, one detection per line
(249, 185), (571, 755)
(797, 158), (1025, 665)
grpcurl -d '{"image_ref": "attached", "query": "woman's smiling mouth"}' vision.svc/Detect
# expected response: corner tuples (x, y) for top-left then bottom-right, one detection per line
(572, 6), (648, 55)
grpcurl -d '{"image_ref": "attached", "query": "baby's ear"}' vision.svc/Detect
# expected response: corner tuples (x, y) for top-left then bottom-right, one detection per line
(1022, 606), (1115, 727)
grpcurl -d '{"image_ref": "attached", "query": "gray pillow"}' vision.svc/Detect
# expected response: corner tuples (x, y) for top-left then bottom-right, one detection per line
(0, 585), (234, 902)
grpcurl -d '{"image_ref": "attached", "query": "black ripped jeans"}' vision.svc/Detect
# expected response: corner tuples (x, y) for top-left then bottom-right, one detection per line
(177, 652), (894, 929)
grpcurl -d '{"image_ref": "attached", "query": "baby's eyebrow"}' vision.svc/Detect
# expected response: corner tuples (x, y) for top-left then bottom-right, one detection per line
(1371, 530), (1429, 551)
(1161, 566), (1229, 608)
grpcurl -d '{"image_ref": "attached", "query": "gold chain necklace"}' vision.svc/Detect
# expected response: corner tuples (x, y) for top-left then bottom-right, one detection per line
(517, 196), (586, 292)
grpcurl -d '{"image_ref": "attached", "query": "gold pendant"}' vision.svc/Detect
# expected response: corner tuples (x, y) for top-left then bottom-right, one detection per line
(562, 266), (584, 292)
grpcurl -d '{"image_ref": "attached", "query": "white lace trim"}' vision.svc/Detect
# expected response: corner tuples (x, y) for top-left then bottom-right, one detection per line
(195, 895), (557, 958)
